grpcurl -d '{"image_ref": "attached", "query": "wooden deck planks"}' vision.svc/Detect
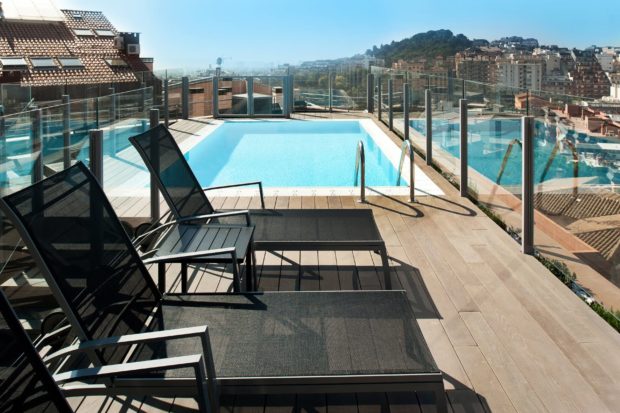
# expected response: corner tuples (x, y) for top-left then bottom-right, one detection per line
(79, 141), (619, 413)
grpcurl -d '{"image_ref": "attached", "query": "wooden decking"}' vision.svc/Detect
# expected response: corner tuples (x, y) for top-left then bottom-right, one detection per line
(68, 119), (619, 412)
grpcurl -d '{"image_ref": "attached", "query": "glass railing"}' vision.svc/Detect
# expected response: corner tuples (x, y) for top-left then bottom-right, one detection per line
(371, 66), (620, 289)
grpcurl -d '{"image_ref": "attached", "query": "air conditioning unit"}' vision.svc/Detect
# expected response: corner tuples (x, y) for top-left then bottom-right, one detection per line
(127, 44), (140, 55)
(113, 36), (124, 50)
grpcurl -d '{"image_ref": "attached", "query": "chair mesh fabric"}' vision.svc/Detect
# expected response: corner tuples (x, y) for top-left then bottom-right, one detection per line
(130, 125), (214, 219)
(0, 291), (71, 412)
(131, 291), (439, 379)
(1, 163), (161, 365)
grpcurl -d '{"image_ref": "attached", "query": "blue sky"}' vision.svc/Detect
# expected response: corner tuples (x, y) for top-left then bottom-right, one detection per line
(54, 0), (620, 70)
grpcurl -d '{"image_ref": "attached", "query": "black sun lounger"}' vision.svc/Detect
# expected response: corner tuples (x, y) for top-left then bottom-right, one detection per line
(129, 125), (392, 289)
(0, 285), (213, 412)
(0, 163), (446, 413)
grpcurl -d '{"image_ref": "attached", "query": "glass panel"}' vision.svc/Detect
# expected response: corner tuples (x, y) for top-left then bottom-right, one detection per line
(533, 91), (620, 289)
(253, 76), (282, 115)
(292, 67), (329, 112)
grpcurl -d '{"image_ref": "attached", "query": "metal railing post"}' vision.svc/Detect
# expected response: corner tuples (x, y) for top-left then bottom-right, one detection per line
(403, 83), (410, 141)
(388, 78), (393, 130)
(282, 76), (291, 118)
(328, 70), (333, 112)
(288, 74), (294, 115)
(181, 76), (189, 120)
(31, 109), (43, 183)
(355, 141), (365, 203)
(0, 105), (4, 139)
(140, 82), (146, 114)
(367, 73), (374, 113)
(108, 88), (116, 156)
(88, 129), (103, 184)
(212, 76), (219, 118)
(459, 99), (468, 197)
(62, 95), (71, 168)
(377, 79), (382, 121)
(0, 105), (5, 190)
(163, 78), (169, 127)
(149, 109), (161, 223)
(425, 89), (433, 165)
(247, 77), (254, 116)
(522, 116), (535, 254)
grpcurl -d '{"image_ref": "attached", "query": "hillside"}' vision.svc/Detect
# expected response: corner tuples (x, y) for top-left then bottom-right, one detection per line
(367, 29), (472, 65)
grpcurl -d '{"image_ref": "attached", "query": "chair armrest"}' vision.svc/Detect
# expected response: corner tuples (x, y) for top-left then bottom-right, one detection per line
(203, 181), (265, 209)
(133, 211), (252, 248)
(44, 325), (210, 363)
(53, 354), (203, 384)
(54, 353), (214, 413)
(142, 247), (238, 265)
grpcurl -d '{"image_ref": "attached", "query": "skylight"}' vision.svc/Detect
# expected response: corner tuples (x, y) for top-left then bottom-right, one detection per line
(105, 58), (129, 68)
(30, 57), (57, 69)
(0, 57), (28, 70)
(58, 57), (84, 68)
(73, 28), (94, 36)
(95, 29), (115, 37)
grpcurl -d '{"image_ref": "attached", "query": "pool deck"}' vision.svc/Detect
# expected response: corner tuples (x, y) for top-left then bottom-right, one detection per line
(62, 116), (620, 412)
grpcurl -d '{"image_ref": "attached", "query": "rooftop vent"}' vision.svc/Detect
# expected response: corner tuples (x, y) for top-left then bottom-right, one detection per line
(0, 57), (28, 71)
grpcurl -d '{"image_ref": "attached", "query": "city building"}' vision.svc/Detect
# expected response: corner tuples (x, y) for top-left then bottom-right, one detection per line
(455, 46), (502, 83)
(496, 58), (543, 91)
(569, 49), (611, 98)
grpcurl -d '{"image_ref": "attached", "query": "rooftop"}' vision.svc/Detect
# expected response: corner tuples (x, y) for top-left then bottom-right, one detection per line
(34, 117), (615, 412)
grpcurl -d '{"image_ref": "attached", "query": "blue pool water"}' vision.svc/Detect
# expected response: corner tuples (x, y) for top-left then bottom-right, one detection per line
(185, 121), (404, 187)
(410, 118), (615, 186)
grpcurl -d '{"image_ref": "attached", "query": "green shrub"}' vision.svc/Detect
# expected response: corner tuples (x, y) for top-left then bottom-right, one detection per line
(590, 302), (620, 333)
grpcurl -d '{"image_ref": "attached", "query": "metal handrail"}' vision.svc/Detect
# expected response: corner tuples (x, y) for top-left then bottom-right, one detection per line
(354, 140), (365, 202)
(397, 139), (415, 202)
(495, 138), (522, 184)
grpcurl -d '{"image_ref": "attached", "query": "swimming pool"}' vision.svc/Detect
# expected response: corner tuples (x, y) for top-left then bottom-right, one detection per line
(185, 120), (406, 188)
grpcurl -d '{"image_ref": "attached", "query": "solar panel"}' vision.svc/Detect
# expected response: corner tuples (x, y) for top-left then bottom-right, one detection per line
(58, 57), (84, 69)
(95, 29), (115, 37)
(73, 28), (94, 36)
(30, 57), (57, 69)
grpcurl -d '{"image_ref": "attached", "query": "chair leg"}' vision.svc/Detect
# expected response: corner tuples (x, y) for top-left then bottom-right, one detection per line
(232, 261), (241, 292)
(245, 245), (253, 292)
(181, 263), (188, 293)
(379, 246), (391, 290)
(158, 263), (165, 293)
(434, 385), (448, 413)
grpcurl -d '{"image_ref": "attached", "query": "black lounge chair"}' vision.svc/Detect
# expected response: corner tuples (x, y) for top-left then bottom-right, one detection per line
(0, 287), (212, 412)
(0, 163), (446, 413)
(129, 125), (392, 289)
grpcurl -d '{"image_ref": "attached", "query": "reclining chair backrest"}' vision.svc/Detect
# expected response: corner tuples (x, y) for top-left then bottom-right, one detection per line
(0, 289), (72, 412)
(0, 162), (162, 365)
(130, 125), (215, 219)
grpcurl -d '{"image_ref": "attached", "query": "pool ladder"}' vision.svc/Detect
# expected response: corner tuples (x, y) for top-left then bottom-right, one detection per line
(354, 141), (366, 202)
(354, 139), (415, 203)
(397, 139), (415, 203)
